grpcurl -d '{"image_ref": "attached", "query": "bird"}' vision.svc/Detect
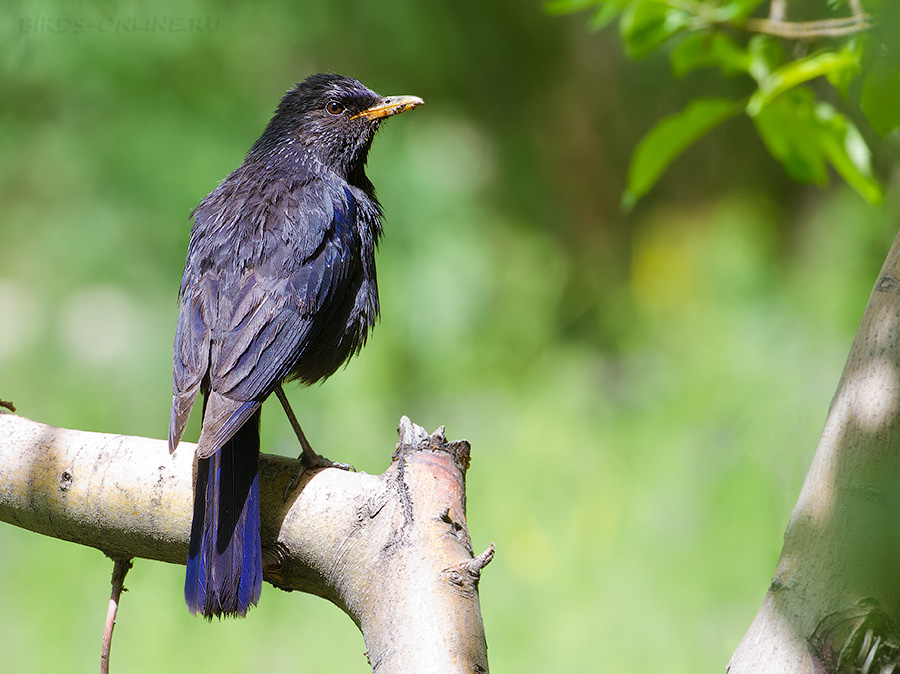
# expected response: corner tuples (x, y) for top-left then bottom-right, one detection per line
(168, 73), (423, 619)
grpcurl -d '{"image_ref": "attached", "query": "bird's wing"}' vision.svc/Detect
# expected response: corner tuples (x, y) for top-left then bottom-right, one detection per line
(170, 179), (360, 458)
(209, 183), (359, 398)
(169, 274), (216, 452)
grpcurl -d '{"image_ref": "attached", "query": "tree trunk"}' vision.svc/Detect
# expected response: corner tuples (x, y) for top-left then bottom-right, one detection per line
(0, 413), (492, 674)
(729, 230), (900, 672)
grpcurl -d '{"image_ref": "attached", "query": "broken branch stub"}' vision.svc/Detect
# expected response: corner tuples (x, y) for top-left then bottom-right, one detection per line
(274, 416), (492, 674)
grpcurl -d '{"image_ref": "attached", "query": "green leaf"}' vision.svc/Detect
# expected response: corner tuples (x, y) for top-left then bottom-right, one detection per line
(620, 2), (691, 59)
(747, 35), (784, 84)
(753, 88), (829, 184)
(861, 63), (900, 135)
(814, 102), (883, 203)
(715, 0), (768, 22)
(589, 1), (625, 30)
(671, 33), (751, 78)
(624, 98), (742, 208)
(748, 48), (858, 116)
(825, 41), (860, 99)
(752, 89), (882, 203)
(543, 0), (626, 29)
(543, 0), (599, 15)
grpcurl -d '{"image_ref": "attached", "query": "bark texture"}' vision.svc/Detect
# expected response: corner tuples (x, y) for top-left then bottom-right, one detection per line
(0, 413), (491, 674)
(729, 231), (900, 673)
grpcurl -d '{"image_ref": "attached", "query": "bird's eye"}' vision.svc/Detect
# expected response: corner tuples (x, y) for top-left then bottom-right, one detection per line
(325, 101), (345, 115)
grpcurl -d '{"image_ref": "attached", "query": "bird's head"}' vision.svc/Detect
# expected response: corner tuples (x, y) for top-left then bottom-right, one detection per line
(249, 73), (423, 184)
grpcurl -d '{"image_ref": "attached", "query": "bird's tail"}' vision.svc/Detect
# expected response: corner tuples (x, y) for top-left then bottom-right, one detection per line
(185, 410), (263, 619)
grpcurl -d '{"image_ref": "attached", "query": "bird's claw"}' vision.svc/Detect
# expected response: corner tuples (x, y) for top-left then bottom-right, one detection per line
(282, 450), (355, 501)
(300, 448), (355, 473)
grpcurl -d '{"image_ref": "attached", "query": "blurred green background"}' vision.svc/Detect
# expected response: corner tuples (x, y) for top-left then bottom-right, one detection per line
(2, 1), (898, 672)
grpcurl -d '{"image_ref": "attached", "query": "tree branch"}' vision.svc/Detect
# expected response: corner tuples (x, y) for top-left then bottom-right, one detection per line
(0, 413), (491, 674)
(729, 229), (900, 672)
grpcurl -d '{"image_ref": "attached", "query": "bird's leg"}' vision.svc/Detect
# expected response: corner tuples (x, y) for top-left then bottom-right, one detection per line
(274, 385), (317, 462)
(274, 386), (354, 498)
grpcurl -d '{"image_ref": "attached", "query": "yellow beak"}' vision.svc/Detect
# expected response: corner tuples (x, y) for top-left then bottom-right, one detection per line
(351, 95), (424, 121)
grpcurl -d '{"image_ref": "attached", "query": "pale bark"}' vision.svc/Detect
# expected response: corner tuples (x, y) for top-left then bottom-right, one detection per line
(729, 231), (900, 672)
(0, 413), (491, 674)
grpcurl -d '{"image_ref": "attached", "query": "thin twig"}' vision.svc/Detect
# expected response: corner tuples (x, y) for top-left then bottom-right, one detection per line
(769, 0), (786, 22)
(101, 558), (133, 674)
(742, 15), (871, 39)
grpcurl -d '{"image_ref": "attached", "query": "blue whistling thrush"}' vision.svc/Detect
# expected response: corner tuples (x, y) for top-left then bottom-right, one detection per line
(168, 73), (423, 618)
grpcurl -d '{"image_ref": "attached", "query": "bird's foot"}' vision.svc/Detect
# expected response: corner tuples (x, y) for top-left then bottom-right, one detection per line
(282, 447), (355, 500)
(274, 385), (354, 498)
(300, 446), (355, 472)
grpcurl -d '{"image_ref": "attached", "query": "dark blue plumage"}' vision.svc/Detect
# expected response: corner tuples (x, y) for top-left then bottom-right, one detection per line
(184, 409), (262, 617)
(168, 74), (422, 618)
